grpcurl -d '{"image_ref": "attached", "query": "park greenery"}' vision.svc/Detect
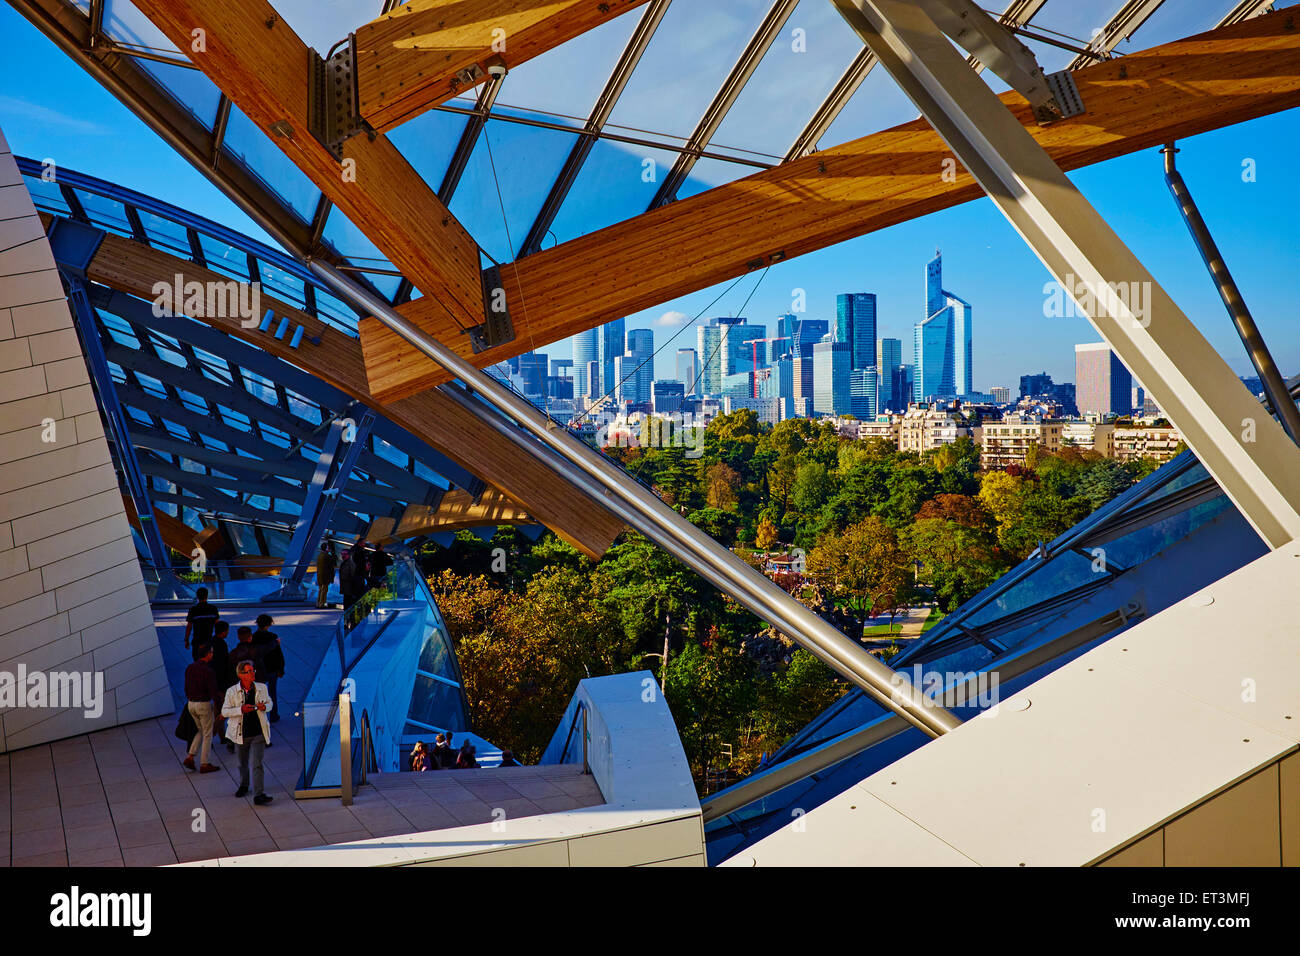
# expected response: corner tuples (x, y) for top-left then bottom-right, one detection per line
(418, 409), (1162, 789)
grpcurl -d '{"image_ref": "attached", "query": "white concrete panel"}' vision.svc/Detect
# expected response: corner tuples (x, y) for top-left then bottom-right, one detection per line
(0, 234), (55, 275)
(26, 511), (131, 569)
(26, 328), (81, 366)
(0, 184), (35, 222)
(57, 558), (147, 615)
(567, 814), (704, 867)
(0, 417), (79, 466)
(41, 355), (90, 391)
(117, 684), (172, 724)
(0, 544), (29, 578)
(0, 612), (69, 659)
(639, 854), (707, 866)
(91, 624), (162, 673)
(413, 840), (572, 867)
(0, 337), (31, 372)
(0, 593), (55, 638)
(0, 521), (11, 551)
(729, 787), (978, 867)
(58, 384), (96, 416)
(3, 272), (65, 311)
(66, 579), (149, 633)
(0, 391), (62, 436)
(9, 298), (72, 336)
(0, 439), (111, 497)
(0, 365), (48, 403)
(11, 488), (122, 546)
(0, 569), (44, 609)
(0, 632), (85, 676)
(78, 602), (157, 653)
(38, 533), (137, 591)
(1163, 764), (1281, 866)
(1, 463), (117, 523)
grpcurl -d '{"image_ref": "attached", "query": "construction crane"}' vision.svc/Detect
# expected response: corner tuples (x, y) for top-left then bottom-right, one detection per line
(749, 336), (790, 398)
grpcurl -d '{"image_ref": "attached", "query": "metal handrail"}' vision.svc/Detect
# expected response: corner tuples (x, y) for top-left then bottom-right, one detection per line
(558, 700), (587, 766)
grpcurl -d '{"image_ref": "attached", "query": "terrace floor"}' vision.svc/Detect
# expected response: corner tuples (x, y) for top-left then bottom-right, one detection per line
(1, 604), (602, 866)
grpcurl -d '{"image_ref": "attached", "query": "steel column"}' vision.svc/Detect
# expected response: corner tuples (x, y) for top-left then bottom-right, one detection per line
(1161, 145), (1300, 443)
(832, 0), (1300, 548)
(63, 276), (191, 600)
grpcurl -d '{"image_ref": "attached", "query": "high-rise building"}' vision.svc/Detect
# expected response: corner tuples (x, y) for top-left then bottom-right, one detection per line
(652, 381), (685, 414)
(572, 327), (598, 401)
(836, 293), (877, 371)
(599, 318), (626, 398)
(764, 356), (795, 420)
(877, 337), (902, 411)
(516, 351), (548, 397)
(1020, 371), (1054, 398)
(625, 328), (654, 406)
(793, 318), (828, 358)
(696, 317), (743, 395)
(776, 313), (800, 358)
(676, 348), (699, 395)
(893, 365), (914, 411)
(793, 354), (815, 415)
(1075, 342), (1133, 418)
(584, 360), (601, 403)
(991, 386), (1012, 405)
(814, 340), (852, 417)
(914, 252), (973, 401)
(729, 322), (768, 377)
(851, 367), (879, 419)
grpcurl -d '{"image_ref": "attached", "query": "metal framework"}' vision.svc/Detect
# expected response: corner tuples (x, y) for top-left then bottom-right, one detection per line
(833, 0), (1300, 549)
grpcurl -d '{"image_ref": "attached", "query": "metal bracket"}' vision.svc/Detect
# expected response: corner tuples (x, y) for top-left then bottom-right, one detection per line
(308, 35), (366, 161)
(453, 63), (485, 90)
(1045, 69), (1086, 119)
(468, 263), (515, 353)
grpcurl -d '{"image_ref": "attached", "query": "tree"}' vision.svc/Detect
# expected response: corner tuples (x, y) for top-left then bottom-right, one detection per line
(792, 460), (833, 513)
(663, 636), (758, 782)
(755, 515), (781, 550)
(805, 516), (911, 622)
(705, 461), (741, 510)
(687, 507), (741, 545)
(915, 493), (993, 530)
(903, 518), (1006, 611)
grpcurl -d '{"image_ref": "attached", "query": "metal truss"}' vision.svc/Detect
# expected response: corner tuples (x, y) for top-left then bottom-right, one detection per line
(1067, 0), (1168, 71)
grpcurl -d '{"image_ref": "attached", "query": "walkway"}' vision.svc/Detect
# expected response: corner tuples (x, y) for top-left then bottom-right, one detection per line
(1, 604), (602, 866)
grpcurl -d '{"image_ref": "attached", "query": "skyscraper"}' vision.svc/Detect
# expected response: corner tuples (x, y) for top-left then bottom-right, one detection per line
(813, 340), (852, 417)
(836, 293), (877, 371)
(793, 318), (828, 358)
(851, 367), (879, 419)
(914, 252), (973, 401)
(697, 317), (744, 395)
(572, 327), (598, 401)
(676, 348), (699, 395)
(599, 318), (626, 398)
(1075, 342), (1133, 417)
(729, 322), (768, 376)
(776, 313), (800, 359)
(793, 353), (815, 414)
(624, 327), (654, 406)
(877, 337), (902, 411)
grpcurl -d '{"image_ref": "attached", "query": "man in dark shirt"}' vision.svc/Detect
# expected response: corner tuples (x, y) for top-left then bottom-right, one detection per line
(184, 587), (221, 660)
(182, 644), (221, 773)
(226, 626), (270, 746)
(210, 621), (233, 752)
(251, 614), (284, 722)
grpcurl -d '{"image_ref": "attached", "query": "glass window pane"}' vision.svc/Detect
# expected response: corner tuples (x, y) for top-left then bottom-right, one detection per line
(549, 138), (678, 242)
(138, 57), (222, 130)
(221, 104), (322, 221)
(104, 0), (180, 54)
(138, 209), (192, 257)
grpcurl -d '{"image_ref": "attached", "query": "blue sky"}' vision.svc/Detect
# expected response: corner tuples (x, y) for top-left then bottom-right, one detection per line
(2, 1), (1297, 391)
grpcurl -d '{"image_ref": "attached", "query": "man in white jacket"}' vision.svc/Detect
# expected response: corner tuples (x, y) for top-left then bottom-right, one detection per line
(222, 661), (274, 805)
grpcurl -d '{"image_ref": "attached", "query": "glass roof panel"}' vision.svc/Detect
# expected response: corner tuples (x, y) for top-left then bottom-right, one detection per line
(24, 176), (70, 216)
(818, 63), (921, 152)
(272, 0), (372, 56)
(73, 188), (132, 234)
(1020, 0), (1127, 74)
(103, 0), (180, 55)
(547, 138), (678, 242)
(388, 107), (469, 202)
(138, 209), (192, 257)
(198, 233), (251, 280)
(448, 115), (579, 263)
(708, 0), (863, 159)
(498, 10), (642, 122)
(1125, 0), (1234, 50)
(606, 0), (776, 142)
(320, 206), (403, 300)
(220, 104), (321, 221)
(257, 260), (308, 311)
(677, 156), (753, 202)
(137, 56), (222, 131)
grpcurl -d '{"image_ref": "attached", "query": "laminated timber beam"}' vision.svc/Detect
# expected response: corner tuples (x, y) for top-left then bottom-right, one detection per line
(364, 488), (533, 545)
(131, 0), (484, 336)
(81, 228), (624, 559)
(358, 8), (1300, 402)
(354, 0), (651, 133)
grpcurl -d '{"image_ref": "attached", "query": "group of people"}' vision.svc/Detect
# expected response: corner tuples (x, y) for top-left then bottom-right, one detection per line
(408, 735), (520, 772)
(180, 588), (286, 805)
(313, 539), (393, 611)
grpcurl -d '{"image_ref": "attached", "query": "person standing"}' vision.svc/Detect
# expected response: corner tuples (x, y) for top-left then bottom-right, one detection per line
(338, 548), (361, 612)
(251, 614), (284, 722)
(222, 661), (273, 805)
(209, 621), (232, 751)
(182, 644), (221, 773)
(184, 587), (220, 659)
(368, 541), (392, 591)
(315, 541), (337, 609)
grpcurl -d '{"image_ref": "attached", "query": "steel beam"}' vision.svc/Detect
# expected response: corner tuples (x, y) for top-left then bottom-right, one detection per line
(1066, 0), (1168, 71)
(1161, 145), (1300, 443)
(63, 275), (190, 600)
(834, 0), (1300, 548)
(1218, 0), (1275, 26)
(306, 261), (960, 739)
(437, 72), (503, 206)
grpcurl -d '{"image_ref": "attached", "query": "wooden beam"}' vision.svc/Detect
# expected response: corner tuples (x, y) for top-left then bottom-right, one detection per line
(355, 0), (650, 133)
(132, 0), (484, 334)
(365, 488), (533, 545)
(358, 8), (1300, 402)
(120, 493), (203, 555)
(85, 230), (623, 559)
